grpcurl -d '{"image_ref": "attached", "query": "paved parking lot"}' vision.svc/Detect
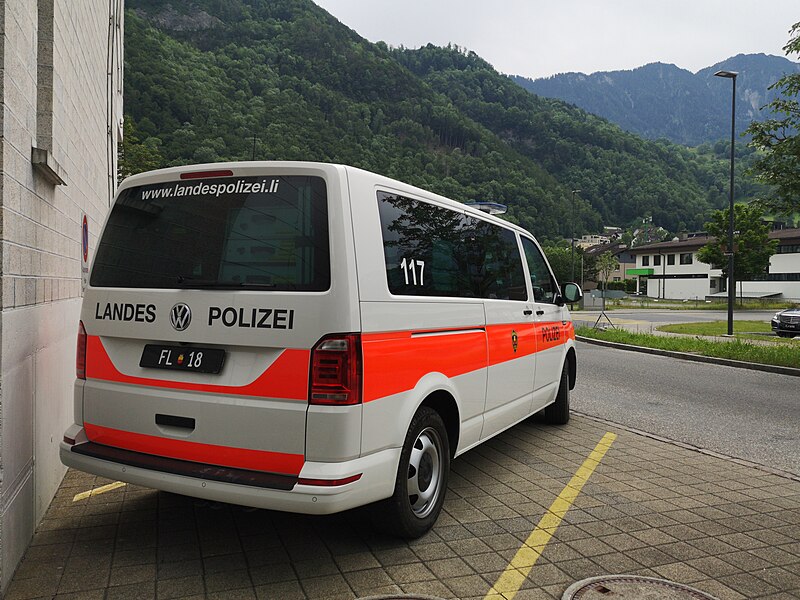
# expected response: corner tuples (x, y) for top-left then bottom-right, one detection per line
(9, 415), (800, 600)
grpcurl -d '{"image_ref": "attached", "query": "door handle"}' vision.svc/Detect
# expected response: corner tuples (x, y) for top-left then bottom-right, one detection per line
(156, 414), (195, 430)
(523, 309), (533, 315)
(536, 310), (545, 316)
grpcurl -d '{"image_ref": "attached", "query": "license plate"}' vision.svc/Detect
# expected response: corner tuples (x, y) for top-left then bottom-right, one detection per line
(140, 345), (225, 374)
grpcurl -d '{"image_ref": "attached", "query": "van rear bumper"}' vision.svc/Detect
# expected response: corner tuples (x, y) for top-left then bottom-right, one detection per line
(60, 424), (400, 515)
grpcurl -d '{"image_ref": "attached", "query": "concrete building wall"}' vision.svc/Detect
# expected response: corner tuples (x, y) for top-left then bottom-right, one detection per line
(0, 0), (122, 589)
(769, 252), (800, 275)
(638, 250), (717, 300)
(739, 281), (800, 300)
(646, 277), (711, 300)
(638, 247), (800, 301)
(740, 252), (800, 301)
(609, 259), (635, 283)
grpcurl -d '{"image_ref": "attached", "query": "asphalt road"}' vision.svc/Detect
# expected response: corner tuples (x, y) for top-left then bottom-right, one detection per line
(576, 308), (779, 328)
(571, 341), (800, 476)
(610, 308), (777, 323)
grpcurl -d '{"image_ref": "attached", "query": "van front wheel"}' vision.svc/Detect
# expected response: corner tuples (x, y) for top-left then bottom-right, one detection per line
(374, 407), (450, 538)
(543, 362), (570, 425)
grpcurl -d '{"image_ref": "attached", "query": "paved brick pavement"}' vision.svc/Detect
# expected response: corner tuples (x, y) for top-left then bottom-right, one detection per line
(8, 415), (800, 600)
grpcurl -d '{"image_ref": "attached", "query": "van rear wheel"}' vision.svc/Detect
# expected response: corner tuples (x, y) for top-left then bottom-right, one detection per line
(543, 362), (570, 425)
(373, 407), (450, 538)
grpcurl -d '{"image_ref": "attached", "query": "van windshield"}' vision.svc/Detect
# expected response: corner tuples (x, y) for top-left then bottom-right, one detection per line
(91, 175), (330, 291)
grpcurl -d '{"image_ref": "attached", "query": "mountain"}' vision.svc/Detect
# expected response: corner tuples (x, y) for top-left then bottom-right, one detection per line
(123, 0), (765, 239)
(511, 54), (800, 146)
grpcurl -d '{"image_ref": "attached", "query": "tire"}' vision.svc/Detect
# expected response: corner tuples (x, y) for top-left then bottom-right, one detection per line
(777, 331), (791, 338)
(372, 407), (450, 538)
(543, 362), (570, 425)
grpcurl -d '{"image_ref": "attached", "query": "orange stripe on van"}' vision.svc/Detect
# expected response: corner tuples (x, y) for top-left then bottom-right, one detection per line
(86, 336), (309, 401)
(534, 321), (573, 352)
(362, 322), (565, 402)
(362, 329), (487, 402)
(84, 422), (304, 475)
(361, 321), (573, 403)
(486, 323), (537, 365)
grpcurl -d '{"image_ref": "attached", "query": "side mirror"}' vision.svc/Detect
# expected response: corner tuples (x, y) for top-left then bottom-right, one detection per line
(562, 282), (583, 304)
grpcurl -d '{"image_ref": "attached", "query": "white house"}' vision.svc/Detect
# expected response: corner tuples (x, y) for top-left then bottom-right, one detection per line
(627, 229), (800, 301)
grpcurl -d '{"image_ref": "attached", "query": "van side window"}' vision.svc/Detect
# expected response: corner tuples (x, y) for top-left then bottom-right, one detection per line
(521, 237), (558, 303)
(378, 193), (474, 297)
(377, 193), (527, 301)
(467, 218), (527, 301)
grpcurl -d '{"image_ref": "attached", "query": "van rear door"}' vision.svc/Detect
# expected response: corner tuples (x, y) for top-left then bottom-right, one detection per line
(80, 168), (358, 481)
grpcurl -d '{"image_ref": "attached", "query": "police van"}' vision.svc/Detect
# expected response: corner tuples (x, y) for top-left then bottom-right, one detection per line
(61, 162), (582, 537)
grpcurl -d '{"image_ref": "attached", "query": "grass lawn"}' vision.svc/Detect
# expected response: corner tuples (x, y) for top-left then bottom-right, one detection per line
(654, 320), (791, 344)
(607, 299), (797, 311)
(576, 326), (800, 369)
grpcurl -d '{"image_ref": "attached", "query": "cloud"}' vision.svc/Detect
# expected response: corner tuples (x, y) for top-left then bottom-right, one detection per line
(313, 0), (798, 78)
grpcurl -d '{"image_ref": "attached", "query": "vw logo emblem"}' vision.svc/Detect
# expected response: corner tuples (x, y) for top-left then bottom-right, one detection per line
(170, 303), (192, 331)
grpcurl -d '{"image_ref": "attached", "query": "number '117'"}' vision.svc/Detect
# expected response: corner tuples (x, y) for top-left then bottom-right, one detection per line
(400, 257), (425, 286)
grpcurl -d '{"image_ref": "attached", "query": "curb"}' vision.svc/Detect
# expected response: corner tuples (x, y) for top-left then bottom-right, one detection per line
(576, 335), (800, 377)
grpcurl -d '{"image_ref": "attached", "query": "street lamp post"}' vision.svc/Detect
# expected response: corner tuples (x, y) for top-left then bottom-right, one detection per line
(571, 189), (580, 282)
(714, 70), (737, 336)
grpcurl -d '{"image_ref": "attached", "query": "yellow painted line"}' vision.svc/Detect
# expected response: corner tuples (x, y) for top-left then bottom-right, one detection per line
(73, 481), (127, 502)
(484, 432), (617, 600)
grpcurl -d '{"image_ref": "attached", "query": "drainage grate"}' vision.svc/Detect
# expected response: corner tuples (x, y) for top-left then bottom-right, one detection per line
(563, 575), (720, 599)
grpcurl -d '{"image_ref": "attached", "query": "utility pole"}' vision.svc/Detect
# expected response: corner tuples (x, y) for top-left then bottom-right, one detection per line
(571, 189), (580, 282)
(714, 70), (737, 336)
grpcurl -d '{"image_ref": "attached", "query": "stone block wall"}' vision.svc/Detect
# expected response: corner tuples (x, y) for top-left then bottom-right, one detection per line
(0, 0), (122, 589)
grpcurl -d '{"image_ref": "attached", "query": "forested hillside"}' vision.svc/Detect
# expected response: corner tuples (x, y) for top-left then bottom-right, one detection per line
(123, 0), (764, 239)
(512, 54), (800, 146)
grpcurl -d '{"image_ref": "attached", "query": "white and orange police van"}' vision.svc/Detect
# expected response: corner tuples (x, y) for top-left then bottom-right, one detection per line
(61, 162), (582, 537)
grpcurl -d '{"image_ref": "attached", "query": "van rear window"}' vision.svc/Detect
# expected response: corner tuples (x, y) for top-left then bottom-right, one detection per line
(91, 176), (329, 291)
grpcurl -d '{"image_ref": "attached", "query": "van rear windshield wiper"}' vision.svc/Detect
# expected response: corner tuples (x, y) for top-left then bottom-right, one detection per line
(176, 276), (218, 287)
(175, 276), (285, 289)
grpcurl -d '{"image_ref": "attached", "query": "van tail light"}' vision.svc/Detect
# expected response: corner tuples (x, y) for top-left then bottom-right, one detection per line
(76, 321), (87, 380)
(309, 334), (362, 405)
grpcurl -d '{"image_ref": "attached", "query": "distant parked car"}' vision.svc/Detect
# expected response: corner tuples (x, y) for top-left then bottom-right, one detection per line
(771, 308), (800, 338)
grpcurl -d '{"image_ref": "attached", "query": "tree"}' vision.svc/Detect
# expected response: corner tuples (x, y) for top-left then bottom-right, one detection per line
(595, 251), (619, 312)
(697, 204), (778, 300)
(121, 6), (769, 241)
(595, 251), (619, 292)
(118, 117), (164, 181)
(746, 21), (800, 215)
(542, 244), (592, 286)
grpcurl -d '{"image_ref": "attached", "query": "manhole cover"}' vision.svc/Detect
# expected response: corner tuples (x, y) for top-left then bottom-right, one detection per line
(357, 596), (445, 600)
(563, 575), (719, 599)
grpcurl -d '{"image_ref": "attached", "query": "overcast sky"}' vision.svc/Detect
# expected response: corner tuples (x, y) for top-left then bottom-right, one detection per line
(312, 1), (798, 79)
